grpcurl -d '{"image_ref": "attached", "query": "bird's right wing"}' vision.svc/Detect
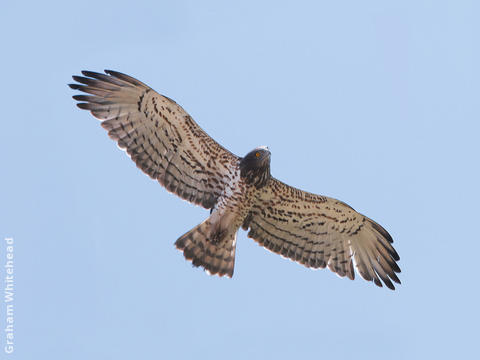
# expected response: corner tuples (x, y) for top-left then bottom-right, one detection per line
(242, 178), (401, 289)
(70, 70), (240, 209)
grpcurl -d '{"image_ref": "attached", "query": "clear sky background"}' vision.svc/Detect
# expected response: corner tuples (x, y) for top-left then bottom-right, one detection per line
(1, 1), (479, 359)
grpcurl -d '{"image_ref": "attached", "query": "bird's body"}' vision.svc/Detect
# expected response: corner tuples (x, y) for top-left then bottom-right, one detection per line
(177, 158), (258, 277)
(70, 70), (401, 289)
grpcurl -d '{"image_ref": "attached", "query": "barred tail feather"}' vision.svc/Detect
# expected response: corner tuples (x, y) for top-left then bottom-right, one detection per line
(175, 220), (237, 277)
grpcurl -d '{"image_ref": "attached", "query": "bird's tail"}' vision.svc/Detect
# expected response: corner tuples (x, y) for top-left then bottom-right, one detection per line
(175, 219), (237, 277)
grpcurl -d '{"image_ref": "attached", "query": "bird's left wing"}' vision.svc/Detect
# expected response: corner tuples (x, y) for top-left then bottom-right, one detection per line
(242, 178), (401, 289)
(70, 70), (240, 209)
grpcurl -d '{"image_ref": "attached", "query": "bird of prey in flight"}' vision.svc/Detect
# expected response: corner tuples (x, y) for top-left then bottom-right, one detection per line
(70, 70), (401, 290)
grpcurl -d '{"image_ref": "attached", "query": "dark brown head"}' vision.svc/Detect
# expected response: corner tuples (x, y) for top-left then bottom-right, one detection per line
(239, 146), (271, 189)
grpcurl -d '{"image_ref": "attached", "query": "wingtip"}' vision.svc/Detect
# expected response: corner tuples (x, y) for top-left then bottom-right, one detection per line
(391, 249), (400, 262)
(384, 279), (395, 290)
(76, 103), (90, 110)
(386, 283), (396, 290)
(81, 70), (99, 77)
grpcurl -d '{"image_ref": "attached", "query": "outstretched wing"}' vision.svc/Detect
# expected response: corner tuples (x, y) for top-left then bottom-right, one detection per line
(70, 70), (239, 209)
(242, 178), (401, 289)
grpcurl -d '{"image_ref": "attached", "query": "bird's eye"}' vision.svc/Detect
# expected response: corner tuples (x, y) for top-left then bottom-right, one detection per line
(255, 152), (260, 158)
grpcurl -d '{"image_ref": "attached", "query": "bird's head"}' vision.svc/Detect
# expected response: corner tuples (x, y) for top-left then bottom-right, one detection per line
(239, 146), (271, 188)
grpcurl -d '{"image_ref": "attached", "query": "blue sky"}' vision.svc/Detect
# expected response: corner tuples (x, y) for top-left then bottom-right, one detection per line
(1, 1), (479, 359)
